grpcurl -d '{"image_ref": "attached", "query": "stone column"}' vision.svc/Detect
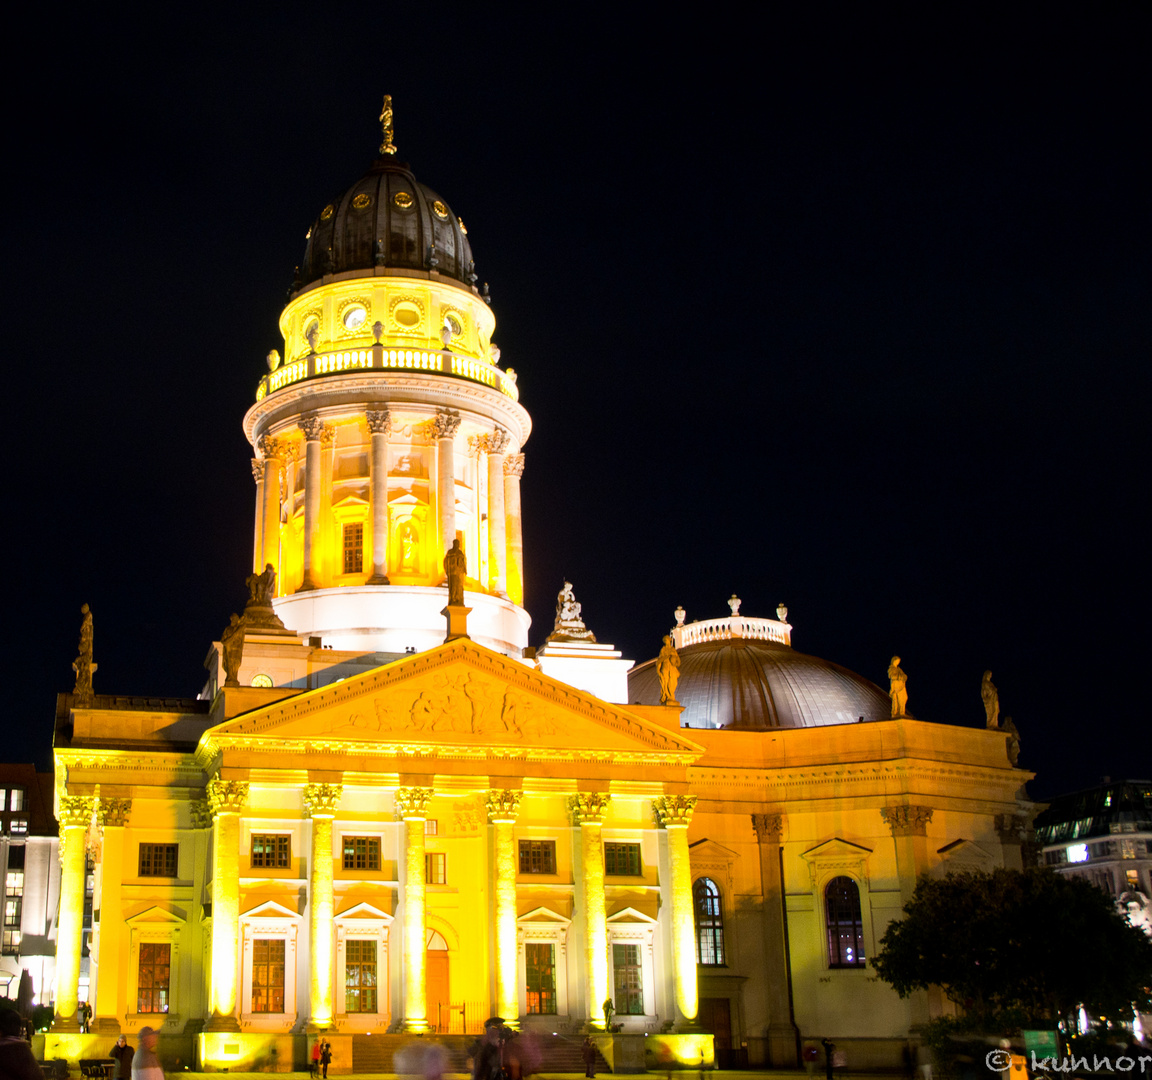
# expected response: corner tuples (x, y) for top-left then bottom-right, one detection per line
(92, 799), (132, 1033)
(654, 795), (698, 1027)
(258, 435), (287, 583)
(881, 804), (934, 1024)
(433, 411), (462, 569)
(52, 795), (94, 1031)
(366, 409), (392, 584)
(503, 454), (525, 607)
(488, 788), (524, 1026)
(297, 415), (328, 591)
(752, 813), (799, 1066)
(570, 793), (611, 1027)
(484, 430), (509, 596)
(251, 458), (265, 574)
(205, 778), (248, 1031)
(304, 782), (342, 1030)
(397, 786), (434, 1032)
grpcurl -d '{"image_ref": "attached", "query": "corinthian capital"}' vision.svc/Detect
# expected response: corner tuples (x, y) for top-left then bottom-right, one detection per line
(58, 795), (95, 829)
(504, 453), (525, 477)
(881, 804), (933, 837)
(303, 783), (343, 818)
(366, 409), (392, 435)
(300, 415), (326, 442)
(569, 792), (611, 825)
(98, 798), (132, 828)
(396, 786), (434, 820)
(751, 812), (784, 843)
(206, 778), (249, 817)
(251, 458), (265, 484)
(487, 789), (523, 824)
(259, 434), (289, 460)
(653, 794), (697, 828)
(472, 428), (510, 455)
(432, 410), (462, 440)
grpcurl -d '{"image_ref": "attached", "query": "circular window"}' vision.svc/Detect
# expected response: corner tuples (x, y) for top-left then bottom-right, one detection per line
(444, 312), (463, 337)
(394, 302), (421, 328)
(343, 305), (368, 331)
(320, 204), (335, 220)
(393, 191), (414, 209)
(251, 673), (274, 688)
(432, 200), (449, 219)
(351, 192), (371, 210)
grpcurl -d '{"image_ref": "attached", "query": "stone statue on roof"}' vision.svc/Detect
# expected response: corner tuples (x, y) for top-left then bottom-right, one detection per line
(888, 656), (908, 718)
(657, 635), (681, 705)
(221, 614), (245, 688)
(444, 538), (467, 607)
(982, 670), (1000, 728)
(547, 581), (596, 642)
(72, 603), (96, 706)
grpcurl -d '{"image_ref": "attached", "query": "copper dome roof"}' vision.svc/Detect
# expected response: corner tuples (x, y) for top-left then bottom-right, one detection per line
(629, 637), (891, 730)
(294, 156), (477, 293)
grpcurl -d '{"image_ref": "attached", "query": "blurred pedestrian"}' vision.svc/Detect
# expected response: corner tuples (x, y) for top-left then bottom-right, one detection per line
(320, 1039), (332, 1079)
(132, 1026), (164, 1080)
(310, 1037), (322, 1078)
(0, 1009), (41, 1080)
(583, 1036), (597, 1078)
(111, 1034), (135, 1079)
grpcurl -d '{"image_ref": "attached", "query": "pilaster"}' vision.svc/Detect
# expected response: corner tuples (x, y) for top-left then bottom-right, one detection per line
(751, 812), (799, 1065)
(52, 795), (94, 1031)
(654, 794), (698, 1027)
(92, 798), (132, 1032)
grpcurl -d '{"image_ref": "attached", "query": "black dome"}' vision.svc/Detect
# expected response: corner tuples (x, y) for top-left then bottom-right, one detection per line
(295, 157), (476, 292)
(629, 638), (891, 730)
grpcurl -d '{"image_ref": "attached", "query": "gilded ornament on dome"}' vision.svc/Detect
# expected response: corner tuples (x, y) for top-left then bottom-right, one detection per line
(457, 217), (468, 234)
(320, 204), (335, 221)
(432, 200), (449, 219)
(393, 191), (414, 209)
(379, 94), (397, 155)
(351, 192), (371, 210)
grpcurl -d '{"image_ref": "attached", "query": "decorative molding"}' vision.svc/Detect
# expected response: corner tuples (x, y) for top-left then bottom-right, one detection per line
(300, 414), (326, 442)
(206, 778), (249, 817)
(395, 786), (434, 820)
(97, 798), (132, 828)
(569, 792), (611, 825)
(504, 453), (525, 477)
(431, 410), (462, 440)
(58, 795), (95, 828)
(487, 788), (523, 824)
(190, 799), (212, 830)
(302, 782), (342, 818)
(251, 458), (264, 484)
(366, 409), (392, 435)
(881, 804), (934, 837)
(653, 794), (697, 829)
(469, 429), (510, 455)
(751, 812), (784, 844)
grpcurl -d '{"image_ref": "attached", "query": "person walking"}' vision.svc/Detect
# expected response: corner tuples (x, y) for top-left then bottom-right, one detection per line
(310, 1038), (322, 1078)
(582, 1036), (597, 1079)
(132, 1026), (165, 1080)
(320, 1039), (333, 1079)
(111, 1034), (135, 1079)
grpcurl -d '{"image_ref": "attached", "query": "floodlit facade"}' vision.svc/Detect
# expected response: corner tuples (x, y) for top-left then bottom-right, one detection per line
(47, 113), (1036, 1073)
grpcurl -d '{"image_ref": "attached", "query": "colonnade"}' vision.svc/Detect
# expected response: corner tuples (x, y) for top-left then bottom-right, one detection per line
(251, 411), (526, 604)
(53, 784), (701, 1032)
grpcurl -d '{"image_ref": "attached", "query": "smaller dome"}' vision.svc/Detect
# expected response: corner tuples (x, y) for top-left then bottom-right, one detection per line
(629, 614), (890, 730)
(295, 157), (476, 293)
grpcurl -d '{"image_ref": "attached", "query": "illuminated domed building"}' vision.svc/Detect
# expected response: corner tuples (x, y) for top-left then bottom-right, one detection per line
(46, 107), (1035, 1073)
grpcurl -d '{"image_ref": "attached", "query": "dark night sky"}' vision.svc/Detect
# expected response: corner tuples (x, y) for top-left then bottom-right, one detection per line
(5, 8), (1148, 798)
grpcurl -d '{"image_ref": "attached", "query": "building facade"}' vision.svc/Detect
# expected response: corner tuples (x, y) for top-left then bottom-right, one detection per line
(48, 113), (1035, 1072)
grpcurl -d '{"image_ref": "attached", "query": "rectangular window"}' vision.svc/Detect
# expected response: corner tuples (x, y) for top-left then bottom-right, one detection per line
(251, 834), (291, 869)
(345, 939), (377, 1013)
(9, 789), (24, 812)
(613, 943), (644, 1014)
(525, 942), (556, 1014)
(137, 942), (171, 1013)
(604, 842), (642, 876)
(3, 869), (23, 954)
(139, 844), (179, 877)
(251, 938), (285, 1013)
(8, 819), (27, 836)
(425, 852), (446, 885)
(519, 840), (556, 875)
(425, 819), (438, 836)
(343, 522), (364, 574)
(342, 836), (381, 871)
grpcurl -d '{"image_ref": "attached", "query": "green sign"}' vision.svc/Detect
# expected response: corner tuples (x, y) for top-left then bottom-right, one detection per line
(1022, 1031), (1057, 1055)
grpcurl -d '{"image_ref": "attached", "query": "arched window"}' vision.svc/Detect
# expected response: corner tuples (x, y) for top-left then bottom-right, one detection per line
(825, 876), (865, 967)
(693, 877), (725, 965)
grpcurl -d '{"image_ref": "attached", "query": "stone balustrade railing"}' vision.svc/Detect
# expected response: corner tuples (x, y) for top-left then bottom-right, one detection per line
(673, 615), (791, 649)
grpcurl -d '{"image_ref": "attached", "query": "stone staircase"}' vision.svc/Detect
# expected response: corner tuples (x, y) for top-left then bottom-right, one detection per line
(352, 1032), (610, 1074)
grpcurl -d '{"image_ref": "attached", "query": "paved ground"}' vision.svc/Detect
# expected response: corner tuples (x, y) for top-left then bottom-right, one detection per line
(161, 1072), (902, 1079)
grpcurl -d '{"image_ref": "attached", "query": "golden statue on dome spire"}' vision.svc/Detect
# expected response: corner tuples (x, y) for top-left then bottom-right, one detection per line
(379, 94), (397, 155)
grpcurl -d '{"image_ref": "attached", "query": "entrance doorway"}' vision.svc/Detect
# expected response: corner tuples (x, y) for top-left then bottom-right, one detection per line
(698, 997), (745, 1068)
(426, 930), (449, 1031)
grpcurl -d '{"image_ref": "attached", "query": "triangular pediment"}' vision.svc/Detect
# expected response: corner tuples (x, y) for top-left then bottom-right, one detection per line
(200, 639), (704, 766)
(801, 838), (873, 861)
(335, 902), (393, 922)
(518, 906), (570, 925)
(689, 839), (739, 863)
(934, 839), (994, 874)
(125, 905), (186, 926)
(240, 900), (300, 920)
(607, 905), (657, 924)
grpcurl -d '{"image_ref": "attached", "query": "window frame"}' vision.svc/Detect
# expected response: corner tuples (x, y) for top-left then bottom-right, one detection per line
(342, 835), (381, 872)
(518, 839), (557, 875)
(342, 521), (364, 575)
(137, 941), (171, 1014)
(251, 833), (292, 870)
(604, 842), (642, 876)
(612, 942), (644, 1015)
(824, 875), (866, 969)
(250, 937), (286, 1013)
(692, 877), (726, 966)
(525, 941), (557, 1015)
(425, 851), (446, 885)
(138, 843), (179, 878)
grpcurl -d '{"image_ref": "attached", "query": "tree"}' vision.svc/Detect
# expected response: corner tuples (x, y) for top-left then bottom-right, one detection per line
(872, 867), (1152, 1026)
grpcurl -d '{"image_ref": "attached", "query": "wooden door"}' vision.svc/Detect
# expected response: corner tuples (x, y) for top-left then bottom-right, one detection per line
(698, 997), (733, 1065)
(425, 950), (450, 1031)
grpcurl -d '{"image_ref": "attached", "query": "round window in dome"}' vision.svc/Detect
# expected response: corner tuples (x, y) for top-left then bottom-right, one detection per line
(393, 191), (414, 209)
(342, 305), (368, 331)
(251, 673), (274, 688)
(320, 204), (335, 220)
(393, 302), (421, 328)
(351, 192), (372, 210)
(444, 312), (463, 337)
(432, 200), (449, 219)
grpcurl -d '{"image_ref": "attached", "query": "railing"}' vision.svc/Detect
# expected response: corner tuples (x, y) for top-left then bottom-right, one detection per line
(436, 1000), (486, 1034)
(673, 615), (791, 648)
(256, 346), (519, 403)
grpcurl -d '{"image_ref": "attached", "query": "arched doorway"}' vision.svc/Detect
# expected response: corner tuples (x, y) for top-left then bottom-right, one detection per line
(426, 930), (449, 1031)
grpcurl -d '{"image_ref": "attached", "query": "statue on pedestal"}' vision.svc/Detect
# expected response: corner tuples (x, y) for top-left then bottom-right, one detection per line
(72, 603), (96, 707)
(887, 656), (908, 718)
(246, 563), (277, 606)
(546, 580), (596, 642)
(982, 670), (1000, 728)
(444, 539), (467, 607)
(1003, 716), (1021, 766)
(221, 614), (245, 688)
(657, 635), (681, 705)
